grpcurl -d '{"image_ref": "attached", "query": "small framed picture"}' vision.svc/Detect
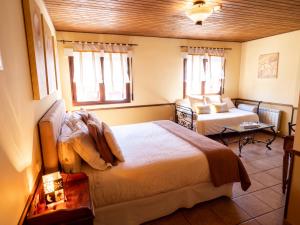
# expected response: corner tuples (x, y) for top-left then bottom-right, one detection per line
(258, 53), (279, 79)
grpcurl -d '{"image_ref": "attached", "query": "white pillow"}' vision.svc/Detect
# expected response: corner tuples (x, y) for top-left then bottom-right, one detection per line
(58, 123), (81, 173)
(65, 112), (89, 133)
(71, 130), (112, 170)
(222, 97), (236, 109)
(188, 95), (205, 111)
(103, 122), (125, 162)
(65, 112), (82, 130)
(238, 104), (258, 113)
(205, 95), (222, 104)
(195, 104), (211, 114)
(211, 103), (229, 113)
(175, 98), (191, 108)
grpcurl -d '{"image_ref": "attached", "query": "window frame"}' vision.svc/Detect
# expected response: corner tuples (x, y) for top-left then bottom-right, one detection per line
(183, 55), (225, 98)
(68, 55), (132, 106)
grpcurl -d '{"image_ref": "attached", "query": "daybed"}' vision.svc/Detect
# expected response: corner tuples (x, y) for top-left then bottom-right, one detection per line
(176, 95), (260, 136)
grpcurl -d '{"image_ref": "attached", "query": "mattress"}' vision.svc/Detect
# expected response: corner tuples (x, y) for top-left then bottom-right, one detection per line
(196, 108), (259, 135)
(82, 122), (211, 208)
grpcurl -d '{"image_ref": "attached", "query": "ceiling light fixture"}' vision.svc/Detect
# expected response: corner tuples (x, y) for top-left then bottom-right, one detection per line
(186, 0), (222, 25)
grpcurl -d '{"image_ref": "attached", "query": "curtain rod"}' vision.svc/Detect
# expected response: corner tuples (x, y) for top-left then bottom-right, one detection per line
(57, 39), (138, 46)
(180, 46), (232, 50)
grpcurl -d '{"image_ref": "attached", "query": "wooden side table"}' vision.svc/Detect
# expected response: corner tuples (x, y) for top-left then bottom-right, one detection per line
(26, 173), (94, 225)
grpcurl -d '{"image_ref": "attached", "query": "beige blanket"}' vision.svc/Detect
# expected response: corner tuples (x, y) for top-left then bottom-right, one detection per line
(154, 120), (251, 191)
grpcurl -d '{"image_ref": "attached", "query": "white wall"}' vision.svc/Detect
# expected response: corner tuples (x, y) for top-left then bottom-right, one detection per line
(0, 0), (59, 224)
(239, 30), (300, 106)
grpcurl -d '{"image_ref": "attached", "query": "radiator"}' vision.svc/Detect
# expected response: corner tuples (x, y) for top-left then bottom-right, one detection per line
(258, 107), (282, 132)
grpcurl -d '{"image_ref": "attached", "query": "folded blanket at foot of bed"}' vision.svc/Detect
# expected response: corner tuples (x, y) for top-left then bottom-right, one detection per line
(154, 120), (251, 191)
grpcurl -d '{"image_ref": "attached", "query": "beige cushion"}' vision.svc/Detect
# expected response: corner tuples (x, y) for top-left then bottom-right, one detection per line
(74, 109), (89, 123)
(65, 112), (88, 132)
(175, 98), (191, 108)
(188, 95), (205, 111)
(71, 130), (111, 170)
(103, 122), (125, 162)
(87, 120), (116, 165)
(57, 123), (81, 173)
(39, 100), (66, 173)
(222, 97), (235, 109)
(88, 112), (102, 126)
(195, 104), (211, 114)
(205, 95), (222, 104)
(211, 103), (229, 113)
(238, 104), (258, 113)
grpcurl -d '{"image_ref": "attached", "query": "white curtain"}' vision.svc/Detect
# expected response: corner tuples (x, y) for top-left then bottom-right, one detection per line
(73, 52), (102, 102)
(182, 47), (225, 95)
(186, 55), (206, 95)
(72, 42), (133, 54)
(72, 43), (132, 102)
(182, 46), (225, 57)
(103, 52), (130, 100)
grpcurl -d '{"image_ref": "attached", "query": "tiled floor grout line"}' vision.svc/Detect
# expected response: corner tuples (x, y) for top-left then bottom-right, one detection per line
(249, 168), (282, 178)
(180, 211), (193, 225)
(237, 207), (285, 225)
(231, 182), (285, 200)
(207, 206), (229, 225)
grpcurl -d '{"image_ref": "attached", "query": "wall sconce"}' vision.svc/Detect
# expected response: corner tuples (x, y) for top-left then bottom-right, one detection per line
(42, 172), (65, 206)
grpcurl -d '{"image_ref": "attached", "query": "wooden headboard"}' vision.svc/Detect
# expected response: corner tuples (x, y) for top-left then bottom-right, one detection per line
(39, 100), (66, 173)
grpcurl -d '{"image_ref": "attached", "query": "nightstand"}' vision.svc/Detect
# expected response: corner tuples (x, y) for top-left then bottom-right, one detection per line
(26, 173), (94, 225)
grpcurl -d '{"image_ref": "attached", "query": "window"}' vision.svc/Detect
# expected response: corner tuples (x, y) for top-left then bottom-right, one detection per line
(183, 54), (225, 97)
(69, 51), (132, 105)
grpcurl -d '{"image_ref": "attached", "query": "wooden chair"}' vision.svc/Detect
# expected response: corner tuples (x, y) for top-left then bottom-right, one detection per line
(282, 123), (296, 193)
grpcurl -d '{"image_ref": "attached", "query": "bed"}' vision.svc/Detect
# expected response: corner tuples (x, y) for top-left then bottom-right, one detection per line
(39, 100), (250, 225)
(176, 97), (260, 136)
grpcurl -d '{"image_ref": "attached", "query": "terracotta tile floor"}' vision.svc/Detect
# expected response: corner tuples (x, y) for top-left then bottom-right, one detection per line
(143, 132), (286, 225)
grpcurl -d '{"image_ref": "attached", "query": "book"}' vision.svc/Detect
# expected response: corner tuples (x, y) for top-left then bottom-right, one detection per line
(240, 122), (260, 129)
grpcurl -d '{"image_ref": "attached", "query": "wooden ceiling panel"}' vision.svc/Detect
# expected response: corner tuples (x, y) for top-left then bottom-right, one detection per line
(44, 0), (300, 42)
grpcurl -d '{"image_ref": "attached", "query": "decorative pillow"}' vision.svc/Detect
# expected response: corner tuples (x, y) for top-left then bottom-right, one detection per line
(57, 123), (81, 173)
(64, 112), (80, 130)
(175, 98), (191, 108)
(87, 120), (116, 165)
(222, 97), (236, 109)
(211, 103), (229, 113)
(188, 95), (206, 111)
(71, 130), (111, 170)
(238, 104), (258, 113)
(74, 109), (89, 124)
(195, 104), (211, 114)
(103, 122), (125, 162)
(88, 112), (102, 126)
(205, 95), (222, 104)
(65, 111), (88, 132)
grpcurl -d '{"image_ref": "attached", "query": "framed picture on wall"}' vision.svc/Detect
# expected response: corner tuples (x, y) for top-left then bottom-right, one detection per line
(52, 36), (59, 90)
(42, 15), (57, 94)
(23, 0), (48, 100)
(258, 52), (279, 79)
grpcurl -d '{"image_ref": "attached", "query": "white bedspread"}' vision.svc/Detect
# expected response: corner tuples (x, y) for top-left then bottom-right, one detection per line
(196, 108), (259, 135)
(82, 122), (210, 208)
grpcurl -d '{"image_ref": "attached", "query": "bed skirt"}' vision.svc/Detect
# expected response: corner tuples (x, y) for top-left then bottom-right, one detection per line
(93, 182), (233, 225)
